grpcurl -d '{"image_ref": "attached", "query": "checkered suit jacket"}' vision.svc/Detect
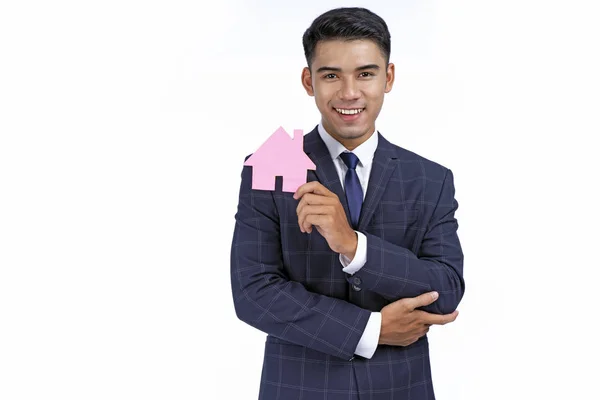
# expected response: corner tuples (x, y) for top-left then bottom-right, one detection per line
(230, 126), (465, 399)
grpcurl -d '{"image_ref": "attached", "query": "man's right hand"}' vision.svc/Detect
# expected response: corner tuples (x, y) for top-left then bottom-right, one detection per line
(379, 291), (459, 346)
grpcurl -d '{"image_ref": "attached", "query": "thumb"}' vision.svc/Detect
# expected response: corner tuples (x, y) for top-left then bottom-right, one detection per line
(408, 291), (439, 309)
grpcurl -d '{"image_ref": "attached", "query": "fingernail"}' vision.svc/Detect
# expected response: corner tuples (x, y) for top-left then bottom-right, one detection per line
(431, 292), (439, 300)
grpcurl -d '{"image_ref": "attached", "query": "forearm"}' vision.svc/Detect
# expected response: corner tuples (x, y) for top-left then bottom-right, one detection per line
(345, 169), (465, 314)
(231, 251), (371, 360)
(355, 232), (464, 314)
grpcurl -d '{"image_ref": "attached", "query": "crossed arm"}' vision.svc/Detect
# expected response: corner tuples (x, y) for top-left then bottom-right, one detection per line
(230, 164), (464, 360)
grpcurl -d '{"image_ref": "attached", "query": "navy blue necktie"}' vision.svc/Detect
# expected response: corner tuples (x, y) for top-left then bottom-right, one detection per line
(339, 152), (363, 229)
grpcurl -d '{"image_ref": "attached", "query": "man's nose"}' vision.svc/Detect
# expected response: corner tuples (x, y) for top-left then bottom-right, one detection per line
(338, 79), (360, 101)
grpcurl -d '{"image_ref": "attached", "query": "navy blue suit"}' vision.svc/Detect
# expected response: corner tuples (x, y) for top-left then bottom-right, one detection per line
(231, 126), (465, 399)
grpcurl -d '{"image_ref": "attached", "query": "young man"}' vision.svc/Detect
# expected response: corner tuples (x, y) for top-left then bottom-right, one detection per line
(231, 7), (464, 400)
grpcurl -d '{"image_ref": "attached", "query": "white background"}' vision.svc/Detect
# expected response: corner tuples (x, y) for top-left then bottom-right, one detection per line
(1, 0), (599, 399)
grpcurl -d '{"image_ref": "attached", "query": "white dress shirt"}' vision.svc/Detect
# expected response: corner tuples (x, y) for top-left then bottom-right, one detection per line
(317, 122), (381, 359)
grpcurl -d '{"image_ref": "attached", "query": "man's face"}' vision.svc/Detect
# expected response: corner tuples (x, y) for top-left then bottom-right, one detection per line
(301, 39), (394, 150)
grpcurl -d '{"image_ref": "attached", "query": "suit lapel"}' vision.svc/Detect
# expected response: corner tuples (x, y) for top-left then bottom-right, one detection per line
(303, 127), (351, 224)
(358, 133), (398, 231)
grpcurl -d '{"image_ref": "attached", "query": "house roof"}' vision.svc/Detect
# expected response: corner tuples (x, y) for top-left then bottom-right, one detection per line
(244, 127), (316, 174)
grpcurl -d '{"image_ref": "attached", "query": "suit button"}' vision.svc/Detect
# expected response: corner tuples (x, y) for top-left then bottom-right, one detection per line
(352, 284), (361, 292)
(352, 277), (362, 285)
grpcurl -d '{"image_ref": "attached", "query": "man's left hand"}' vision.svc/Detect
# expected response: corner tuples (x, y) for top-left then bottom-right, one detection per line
(293, 181), (357, 259)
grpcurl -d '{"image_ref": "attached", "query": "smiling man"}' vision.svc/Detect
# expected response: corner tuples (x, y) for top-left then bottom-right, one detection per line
(231, 7), (465, 400)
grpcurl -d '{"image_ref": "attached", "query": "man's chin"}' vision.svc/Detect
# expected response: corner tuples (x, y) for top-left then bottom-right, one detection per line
(323, 118), (371, 140)
(339, 133), (365, 141)
(335, 126), (369, 140)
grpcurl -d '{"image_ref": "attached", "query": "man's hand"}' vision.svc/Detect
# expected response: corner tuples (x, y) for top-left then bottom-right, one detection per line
(379, 291), (459, 346)
(293, 181), (357, 258)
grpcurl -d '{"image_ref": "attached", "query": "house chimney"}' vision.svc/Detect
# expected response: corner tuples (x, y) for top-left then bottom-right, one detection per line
(293, 129), (303, 151)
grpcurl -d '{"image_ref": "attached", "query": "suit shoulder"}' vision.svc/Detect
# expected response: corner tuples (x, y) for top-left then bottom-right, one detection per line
(387, 141), (450, 177)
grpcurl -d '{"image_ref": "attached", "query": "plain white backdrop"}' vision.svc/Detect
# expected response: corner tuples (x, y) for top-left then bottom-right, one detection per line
(1, 0), (599, 399)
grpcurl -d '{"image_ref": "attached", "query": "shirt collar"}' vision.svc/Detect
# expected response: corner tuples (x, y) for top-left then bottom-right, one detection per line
(317, 121), (379, 167)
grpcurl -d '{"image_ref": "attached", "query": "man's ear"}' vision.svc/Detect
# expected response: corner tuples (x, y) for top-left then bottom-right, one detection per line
(385, 62), (395, 93)
(301, 67), (314, 96)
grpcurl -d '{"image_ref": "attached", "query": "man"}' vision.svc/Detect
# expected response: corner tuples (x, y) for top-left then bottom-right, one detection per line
(230, 7), (464, 400)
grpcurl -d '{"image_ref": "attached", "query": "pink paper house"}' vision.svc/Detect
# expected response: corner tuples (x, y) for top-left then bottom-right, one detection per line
(244, 127), (316, 192)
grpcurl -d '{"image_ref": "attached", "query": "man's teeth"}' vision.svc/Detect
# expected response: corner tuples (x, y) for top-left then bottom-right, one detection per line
(335, 108), (364, 115)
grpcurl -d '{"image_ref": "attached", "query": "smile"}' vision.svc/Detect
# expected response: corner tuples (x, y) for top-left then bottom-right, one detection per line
(334, 108), (365, 115)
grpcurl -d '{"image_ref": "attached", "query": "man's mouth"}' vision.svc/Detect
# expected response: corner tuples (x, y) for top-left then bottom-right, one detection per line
(334, 107), (365, 115)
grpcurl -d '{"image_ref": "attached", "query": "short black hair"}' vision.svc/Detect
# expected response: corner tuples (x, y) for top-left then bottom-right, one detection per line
(302, 7), (391, 70)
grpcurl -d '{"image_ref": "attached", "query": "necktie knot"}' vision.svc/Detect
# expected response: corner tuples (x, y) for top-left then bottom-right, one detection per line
(340, 152), (360, 170)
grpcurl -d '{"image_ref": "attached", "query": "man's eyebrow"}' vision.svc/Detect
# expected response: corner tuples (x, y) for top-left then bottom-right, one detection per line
(315, 64), (381, 73)
(356, 64), (380, 71)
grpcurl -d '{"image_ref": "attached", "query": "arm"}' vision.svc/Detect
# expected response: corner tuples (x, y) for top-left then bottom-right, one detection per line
(345, 169), (465, 315)
(230, 163), (372, 361)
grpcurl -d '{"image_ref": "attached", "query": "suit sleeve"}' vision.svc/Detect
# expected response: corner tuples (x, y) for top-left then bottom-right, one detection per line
(348, 168), (465, 315)
(230, 162), (371, 360)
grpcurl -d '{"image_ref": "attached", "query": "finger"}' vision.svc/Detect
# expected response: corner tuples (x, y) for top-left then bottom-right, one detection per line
(405, 291), (440, 310)
(420, 310), (459, 326)
(296, 196), (334, 231)
(294, 181), (330, 199)
(300, 213), (318, 234)
(304, 214), (332, 232)
(298, 205), (335, 221)
(298, 205), (334, 232)
(294, 181), (334, 200)
(297, 193), (334, 215)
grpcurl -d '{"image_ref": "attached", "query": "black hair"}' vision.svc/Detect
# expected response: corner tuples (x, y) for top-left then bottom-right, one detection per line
(302, 7), (391, 69)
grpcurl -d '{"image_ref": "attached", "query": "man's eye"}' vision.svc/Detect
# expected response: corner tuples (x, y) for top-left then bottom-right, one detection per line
(325, 73), (337, 79)
(359, 72), (373, 77)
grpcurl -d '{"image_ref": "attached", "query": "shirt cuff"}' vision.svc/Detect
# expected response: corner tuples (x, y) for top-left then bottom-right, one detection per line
(354, 312), (381, 359)
(340, 231), (367, 274)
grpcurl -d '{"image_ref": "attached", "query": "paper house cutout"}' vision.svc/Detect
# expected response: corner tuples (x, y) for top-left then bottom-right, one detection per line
(244, 126), (316, 192)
